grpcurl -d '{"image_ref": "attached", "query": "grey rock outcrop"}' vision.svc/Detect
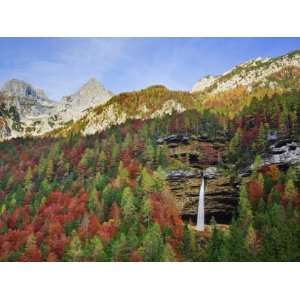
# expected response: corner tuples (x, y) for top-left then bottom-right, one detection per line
(0, 79), (58, 140)
(191, 50), (300, 94)
(0, 78), (114, 141)
(2, 79), (50, 102)
(1, 79), (56, 115)
(261, 139), (300, 167)
(55, 78), (113, 121)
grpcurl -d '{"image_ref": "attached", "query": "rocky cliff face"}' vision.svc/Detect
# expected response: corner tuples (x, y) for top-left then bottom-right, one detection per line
(157, 134), (240, 224)
(1, 79), (56, 117)
(0, 79), (57, 139)
(191, 75), (220, 93)
(0, 78), (113, 141)
(261, 138), (300, 168)
(2, 79), (50, 102)
(53, 78), (113, 123)
(167, 168), (239, 224)
(191, 51), (300, 94)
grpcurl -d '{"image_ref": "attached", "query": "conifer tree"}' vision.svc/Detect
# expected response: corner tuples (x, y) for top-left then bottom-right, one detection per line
(161, 243), (176, 261)
(111, 233), (128, 261)
(24, 167), (33, 192)
(141, 223), (163, 261)
(153, 167), (166, 192)
(98, 150), (107, 173)
(140, 167), (156, 192)
(228, 129), (241, 162)
(121, 187), (136, 222)
(141, 198), (151, 227)
(86, 236), (106, 261)
(238, 185), (253, 226)
(206, 224), (227, 261)
(285, 179), (297, 202)
(46, 158), (54, 180)
(67, 231), (84, 261)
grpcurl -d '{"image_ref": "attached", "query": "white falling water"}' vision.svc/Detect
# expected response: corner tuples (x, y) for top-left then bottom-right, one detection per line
(196, 177), (205, 231)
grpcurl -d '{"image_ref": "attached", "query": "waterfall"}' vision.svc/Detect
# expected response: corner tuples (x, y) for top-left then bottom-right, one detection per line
(196, 177), (205, 231)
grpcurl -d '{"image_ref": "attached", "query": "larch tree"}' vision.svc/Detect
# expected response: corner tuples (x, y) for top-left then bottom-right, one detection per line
(67, 231), (84, 261)
(141, 223), (163, 262)
(121, 187), (136, 222)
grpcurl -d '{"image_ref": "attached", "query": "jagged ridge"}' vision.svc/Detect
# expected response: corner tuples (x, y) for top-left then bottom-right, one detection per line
(191, 50), (300, 94)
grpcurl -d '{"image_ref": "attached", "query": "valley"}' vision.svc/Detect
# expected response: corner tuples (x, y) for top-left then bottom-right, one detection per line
(0, 49), (300, 261)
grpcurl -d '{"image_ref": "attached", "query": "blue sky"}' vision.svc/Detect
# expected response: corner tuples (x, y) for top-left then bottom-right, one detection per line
(0, 38), (300, 100)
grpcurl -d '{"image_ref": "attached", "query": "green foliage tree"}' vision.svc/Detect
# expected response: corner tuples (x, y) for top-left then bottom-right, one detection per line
(228, 129), (241, 162)
(205, 224), (228, 261)
(111, 233), (128, 261)
(85, 236), (106, 261)
(161, 243), (176, 261)
(140, 167), (156, 193)
(67, 232), (84, 261)
(238, 185), (253, 226)
(141, 198), (151, 227)
(141, 223), (164, 261)
(121, 187), (136, 222)
(24, 167), (33, 192)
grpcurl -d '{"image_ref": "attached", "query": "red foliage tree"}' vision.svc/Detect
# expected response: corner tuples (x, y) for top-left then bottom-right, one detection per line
(247, 180), (263, 203)
(98, 220), (117, 243)
(88, 214), (101, 236)
(109, 202), (121, 224)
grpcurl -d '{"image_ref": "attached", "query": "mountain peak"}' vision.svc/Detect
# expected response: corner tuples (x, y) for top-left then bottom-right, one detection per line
(75, 78), (110, 98)
(56, 78), (114, 122)
(81, 77), (102, 90)
(86, 77), (99, 84)
(1, 78), (49, 100)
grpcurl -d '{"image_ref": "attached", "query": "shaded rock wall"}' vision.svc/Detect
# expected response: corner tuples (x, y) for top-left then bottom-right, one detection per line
(168, 172), (239, 224)
(159, 134), (239, 224)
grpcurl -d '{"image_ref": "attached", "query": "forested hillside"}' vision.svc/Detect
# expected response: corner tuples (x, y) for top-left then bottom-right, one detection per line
(0, 85), (300, 261)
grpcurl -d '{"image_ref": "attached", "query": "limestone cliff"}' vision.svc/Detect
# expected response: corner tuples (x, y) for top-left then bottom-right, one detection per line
(158, 134), (240, 224)
(191, 50), (300, 94)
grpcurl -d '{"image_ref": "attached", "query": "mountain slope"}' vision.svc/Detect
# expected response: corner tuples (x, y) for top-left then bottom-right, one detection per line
(53, 85), (197, 137)
(53, 78), (113, 123)
(0, 79), (56, 140)
(2, 50), (300, 141)
(52, 49), (300, 137)
(0, 78), (113, 140)
(1, 50), (300, 262)
(0, 87), (299, 261)
(191, 50), (300, 118)
(192, 50), (300, 94)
